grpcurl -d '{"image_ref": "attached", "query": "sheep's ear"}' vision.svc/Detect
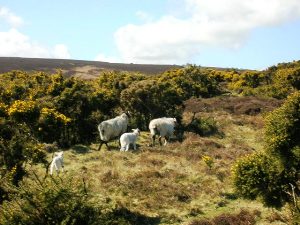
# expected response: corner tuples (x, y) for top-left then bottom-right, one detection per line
(126, 111), (131, 117)
(132, 129), (135, 131)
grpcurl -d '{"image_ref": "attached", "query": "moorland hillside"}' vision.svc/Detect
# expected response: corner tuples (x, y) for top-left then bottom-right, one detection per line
(0, 60), (299, 224)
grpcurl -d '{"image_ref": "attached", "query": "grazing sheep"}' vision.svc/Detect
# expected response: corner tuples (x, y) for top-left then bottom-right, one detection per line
(97, 112), (130, 150)
(50, 151), (64, 175)
(149, 117), (177, 146)
(120, 128), (140, 151)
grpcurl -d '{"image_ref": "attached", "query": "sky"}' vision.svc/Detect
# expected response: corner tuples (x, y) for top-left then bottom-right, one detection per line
(0, 0), (300, 70)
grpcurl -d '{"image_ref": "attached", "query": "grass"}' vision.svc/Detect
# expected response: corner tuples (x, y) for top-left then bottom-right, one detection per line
(29, 104), (291, 225)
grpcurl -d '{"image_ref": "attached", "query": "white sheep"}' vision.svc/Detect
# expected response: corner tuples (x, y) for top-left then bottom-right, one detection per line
(149, 117), (177, 146)
(97, 112), (130, 150)
(50, 151), (64, 175)
(120, 128), (140, 151)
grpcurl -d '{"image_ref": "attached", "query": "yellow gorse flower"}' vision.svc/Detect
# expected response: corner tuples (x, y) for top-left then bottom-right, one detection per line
(7, 100), (36, 116)
(0, 102), (7, 110)
(41, 107), (71, 124)
(202, 155), (214, 169)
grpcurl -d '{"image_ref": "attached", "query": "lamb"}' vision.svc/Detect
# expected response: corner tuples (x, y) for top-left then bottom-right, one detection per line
(50, 151), (64, 175)
(97, 112), (130, 150)
(149, 117), (177, 146)
(120, 128), (140, 151)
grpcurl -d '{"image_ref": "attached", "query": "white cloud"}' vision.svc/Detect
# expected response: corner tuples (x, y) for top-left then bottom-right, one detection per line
(0, 7), (71, 59)
(0, 28), (71, 59)
(0, 28), (50, 57)
(0, 6), (24, 27)
(115, 0), (300, 64)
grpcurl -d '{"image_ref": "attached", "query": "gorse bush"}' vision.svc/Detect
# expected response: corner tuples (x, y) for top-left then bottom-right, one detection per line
(7, 100), (39, 123)
(264, 91), (300, 168)
(233, 91), (300, 211)
(158, 65), (221, 99)
(221, 60), (300, 99)
(232, 152), (290, 208)
(0, 119), (48, 186)
(1, 67), (221, 145)
(186, 117), (218, 136)
(121, 79), (184, 129)
(0, 175), (101, 225)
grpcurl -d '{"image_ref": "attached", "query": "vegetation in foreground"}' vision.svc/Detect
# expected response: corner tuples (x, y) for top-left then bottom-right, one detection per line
(0, 61), (300, 224)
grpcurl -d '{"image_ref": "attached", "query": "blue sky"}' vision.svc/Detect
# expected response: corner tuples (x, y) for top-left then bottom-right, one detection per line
(1, 0), (300, 70)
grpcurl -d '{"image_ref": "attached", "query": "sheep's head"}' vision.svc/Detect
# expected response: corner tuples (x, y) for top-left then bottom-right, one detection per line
(125, 111), (131, 117)
(132, 128), (140, 135)
(173, 118), (178, 126)
(121, 111), (131, 119)
(54, 151), (64, 158)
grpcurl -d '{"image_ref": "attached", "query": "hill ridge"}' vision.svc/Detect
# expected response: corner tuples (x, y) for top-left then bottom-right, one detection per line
(0, 57), (182, 78)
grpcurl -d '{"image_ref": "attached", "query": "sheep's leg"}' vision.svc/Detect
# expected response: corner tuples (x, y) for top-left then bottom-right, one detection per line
(55, 164), (59, 174)
(105, 142), (110, 151)
(125, 144), (129, 151)
(151, 135), (156, 146)
(133, 143), (136, 150)
(60, 159), (64, 172)
(164, 136), (169, 146)
(97, 141), (104, 151)
(158, 136), (163, 146)
(50, 165), (53, 175)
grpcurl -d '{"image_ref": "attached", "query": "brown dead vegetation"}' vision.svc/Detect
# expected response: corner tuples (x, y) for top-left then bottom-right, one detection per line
(184, 96), (283, 115)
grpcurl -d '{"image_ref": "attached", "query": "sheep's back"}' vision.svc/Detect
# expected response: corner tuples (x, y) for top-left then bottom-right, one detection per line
(120, 132), (137, 143)
(149, 118), (175, 136)
(99, 116), (128, 141)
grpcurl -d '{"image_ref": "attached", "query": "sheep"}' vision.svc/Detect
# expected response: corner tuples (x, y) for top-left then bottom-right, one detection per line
(149, 117), (177, 146)
(50, 151), (64, 175)
(97, 112), (130, 150)
(120, 128), (140, 151)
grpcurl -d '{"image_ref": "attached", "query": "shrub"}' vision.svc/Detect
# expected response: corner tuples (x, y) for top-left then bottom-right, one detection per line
(0, 120), (47, 186)
(231, 152), (292, 208)
(0, 175), (160, 225)
(120, 79), (183, 129)
(186, 117), (218, 136)
(264, 91), (300, 168)
(7, 100), (39, 122)
(0, 102), (7, 117)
